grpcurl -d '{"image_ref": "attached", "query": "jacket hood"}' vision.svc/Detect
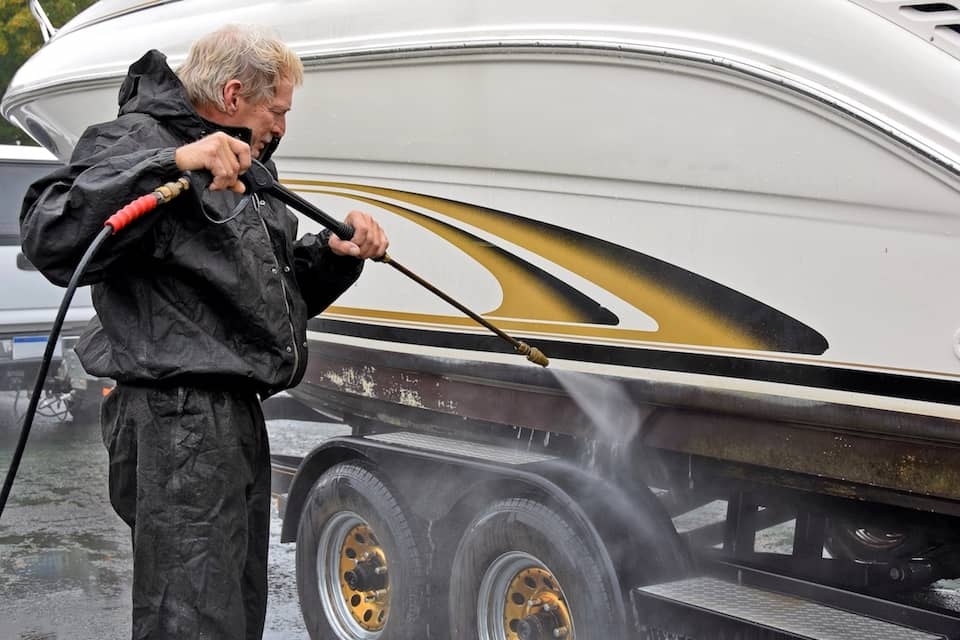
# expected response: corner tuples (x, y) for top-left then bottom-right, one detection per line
(118, 50), (202, 132)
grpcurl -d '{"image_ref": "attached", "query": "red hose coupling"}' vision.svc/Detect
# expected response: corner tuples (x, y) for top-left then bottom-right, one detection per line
(104, 194), (160, 233)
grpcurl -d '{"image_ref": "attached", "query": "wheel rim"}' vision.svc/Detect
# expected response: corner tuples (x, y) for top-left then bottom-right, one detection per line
(477, 551), (574, 640)
(317, 511), (390, 638)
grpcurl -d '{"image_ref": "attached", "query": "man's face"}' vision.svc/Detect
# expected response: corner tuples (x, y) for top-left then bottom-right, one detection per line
(234, 77), (294, 158)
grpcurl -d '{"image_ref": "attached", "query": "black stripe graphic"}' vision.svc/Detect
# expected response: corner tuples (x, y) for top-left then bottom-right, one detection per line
(307, 318), (959, 406)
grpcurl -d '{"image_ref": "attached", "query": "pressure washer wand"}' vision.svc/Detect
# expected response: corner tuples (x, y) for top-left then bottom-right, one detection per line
(241, 161), (549, 367)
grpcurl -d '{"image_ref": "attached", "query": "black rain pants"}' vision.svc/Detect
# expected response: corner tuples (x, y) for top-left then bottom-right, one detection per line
(101, 383), (271, 640)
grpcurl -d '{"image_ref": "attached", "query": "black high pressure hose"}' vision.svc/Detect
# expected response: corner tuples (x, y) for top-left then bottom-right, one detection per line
(0, 176), (190, 520)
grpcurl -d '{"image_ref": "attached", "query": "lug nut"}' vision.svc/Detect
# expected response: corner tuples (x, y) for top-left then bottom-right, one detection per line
(364, 588), (388, 602)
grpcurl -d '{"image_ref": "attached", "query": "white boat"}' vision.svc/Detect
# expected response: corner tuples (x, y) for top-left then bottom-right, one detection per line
(9, 2), (960, 637)
(7, 0), (960, 439)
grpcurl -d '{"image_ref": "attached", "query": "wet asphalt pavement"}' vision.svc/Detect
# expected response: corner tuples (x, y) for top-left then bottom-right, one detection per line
(0, 390), (310, 640)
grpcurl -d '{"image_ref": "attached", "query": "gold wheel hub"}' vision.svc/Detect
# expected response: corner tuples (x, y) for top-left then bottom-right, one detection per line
(337, 524), (390, 631)
(503, 567), (573, 639)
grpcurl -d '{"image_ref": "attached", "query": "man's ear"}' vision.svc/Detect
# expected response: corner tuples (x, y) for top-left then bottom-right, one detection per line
(222, 79), (244, 114)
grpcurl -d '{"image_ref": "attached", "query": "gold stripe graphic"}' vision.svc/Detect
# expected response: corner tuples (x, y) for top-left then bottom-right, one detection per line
(286, 180), (826, 354)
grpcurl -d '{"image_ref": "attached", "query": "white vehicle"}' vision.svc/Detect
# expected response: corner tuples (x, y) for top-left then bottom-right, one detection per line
(0, 144), (97, 417)
(5, 1), (960, 638)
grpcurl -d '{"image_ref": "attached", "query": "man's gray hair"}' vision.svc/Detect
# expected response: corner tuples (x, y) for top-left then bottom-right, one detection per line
(177, 24), (304, 111)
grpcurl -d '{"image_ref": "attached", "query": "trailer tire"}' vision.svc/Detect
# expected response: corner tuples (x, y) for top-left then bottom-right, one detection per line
(295, 461), (427, 640)
(449, 497), (626, 640)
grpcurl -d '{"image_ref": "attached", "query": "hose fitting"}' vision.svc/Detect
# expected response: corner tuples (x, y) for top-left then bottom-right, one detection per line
(104, 177), (190, 232)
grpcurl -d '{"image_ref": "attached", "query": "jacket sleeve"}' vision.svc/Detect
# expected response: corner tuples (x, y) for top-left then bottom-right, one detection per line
(19, 121), (181, 287)
(293, 230), (364, 317)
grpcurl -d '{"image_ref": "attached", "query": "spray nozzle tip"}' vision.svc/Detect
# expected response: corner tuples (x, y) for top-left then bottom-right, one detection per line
(518, 343), (549, 367)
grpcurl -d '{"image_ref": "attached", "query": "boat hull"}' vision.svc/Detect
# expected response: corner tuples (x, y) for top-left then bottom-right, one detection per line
(5, 0), (960, 466)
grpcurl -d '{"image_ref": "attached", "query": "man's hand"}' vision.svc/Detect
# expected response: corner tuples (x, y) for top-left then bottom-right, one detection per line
(175, 132), (251, 193)
(328, 210), (389, 259)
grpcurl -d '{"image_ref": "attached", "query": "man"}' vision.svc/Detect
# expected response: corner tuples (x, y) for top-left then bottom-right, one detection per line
(20, 25), (388, 639)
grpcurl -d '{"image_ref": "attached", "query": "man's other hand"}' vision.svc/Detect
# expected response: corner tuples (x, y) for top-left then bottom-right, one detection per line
(328, 210), (389, 259)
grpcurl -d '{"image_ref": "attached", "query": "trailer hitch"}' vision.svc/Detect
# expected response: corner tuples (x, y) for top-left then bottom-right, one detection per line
(241, 160), (549, 367)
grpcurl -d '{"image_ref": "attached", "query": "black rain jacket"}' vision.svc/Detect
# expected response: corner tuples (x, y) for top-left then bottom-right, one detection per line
(20, 50), (363, 394)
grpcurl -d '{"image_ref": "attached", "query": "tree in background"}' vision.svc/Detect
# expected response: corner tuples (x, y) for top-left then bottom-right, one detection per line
(1, 0), (98, 145)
